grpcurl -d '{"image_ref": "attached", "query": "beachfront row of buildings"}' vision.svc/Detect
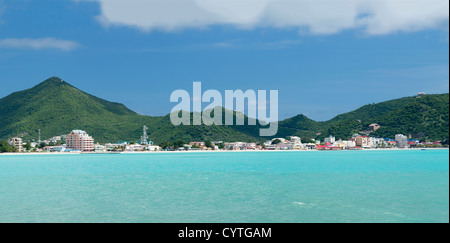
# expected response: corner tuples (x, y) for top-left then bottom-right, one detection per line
(5, 130), (446, 153)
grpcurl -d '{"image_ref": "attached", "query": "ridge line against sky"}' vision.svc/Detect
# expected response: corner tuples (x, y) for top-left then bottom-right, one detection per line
(0, 0), (448, 121)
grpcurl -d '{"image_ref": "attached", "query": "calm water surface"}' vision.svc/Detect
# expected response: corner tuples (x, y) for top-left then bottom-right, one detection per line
(0, 150), (448, 223)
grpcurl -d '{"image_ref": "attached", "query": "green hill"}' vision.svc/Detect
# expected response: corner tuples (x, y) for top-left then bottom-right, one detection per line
(0, 77), (149, 142)
(0, 77), (261, 143)
(0, 77), (448, 144)
(314, 94), (449, 141)
(276, 114), (321, 140)
(370, 94), (449, 140)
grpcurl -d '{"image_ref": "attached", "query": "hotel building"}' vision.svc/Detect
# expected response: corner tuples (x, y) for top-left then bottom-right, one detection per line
(395, 134), (408, 148)
(10, 137), (23, 152)
(66, 130), (94, 152)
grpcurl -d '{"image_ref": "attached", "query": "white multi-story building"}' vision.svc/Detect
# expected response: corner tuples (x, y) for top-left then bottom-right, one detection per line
(395, 134), (408, 148)
(290, 136), (302, 144)
(94, 143), (106, 153)
(336, 140), (356, 149)
(147, 145), (161, 151)
(9, 137), (23, 152)
(324, 136), (336, 144)
(371, 138), (388, 148)
(225, 142), (257, 150)
(66, 130), (94, 152)
(242, 143), (257, 150)
(49, 136), (63, 144)
(304, 143), (317, 150)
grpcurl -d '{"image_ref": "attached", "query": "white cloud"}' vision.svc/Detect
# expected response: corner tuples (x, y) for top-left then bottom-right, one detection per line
(85, 0), (449, 35)
(209, 39), (301, 50)
(0, 38), (81, 51)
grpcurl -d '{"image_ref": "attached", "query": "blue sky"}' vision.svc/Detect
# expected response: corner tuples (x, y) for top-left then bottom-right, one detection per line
(0, 0), (448, 121)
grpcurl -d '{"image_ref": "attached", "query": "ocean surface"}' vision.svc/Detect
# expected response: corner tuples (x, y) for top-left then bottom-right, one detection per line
(0, 150), (448, 223)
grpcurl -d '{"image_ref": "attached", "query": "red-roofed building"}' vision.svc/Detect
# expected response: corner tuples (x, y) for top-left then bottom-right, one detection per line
(407, 141), (417, 148)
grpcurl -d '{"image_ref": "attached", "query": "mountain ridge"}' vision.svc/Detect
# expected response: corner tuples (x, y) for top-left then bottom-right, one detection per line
(0, 77), (448, 143)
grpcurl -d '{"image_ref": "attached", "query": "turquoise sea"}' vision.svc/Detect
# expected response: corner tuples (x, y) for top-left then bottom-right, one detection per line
(0, 150), (448, 223)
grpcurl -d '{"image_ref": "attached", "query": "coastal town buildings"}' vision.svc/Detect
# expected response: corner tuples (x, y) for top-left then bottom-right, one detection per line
(2, 129), (445, 154)
(65, 130), (94, 152)
(224, 142), (258, 150)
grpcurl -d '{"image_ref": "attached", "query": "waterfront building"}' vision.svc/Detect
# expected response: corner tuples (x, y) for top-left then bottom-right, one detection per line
(127, 144), (145, 151)
(371, 137), (387, 148)
(395, 134), (408, 148)
(189, 142), (205, 148)
(66, 130), (94, 152)
(277, 144), (292, 150)
(335, 140), (355, 149)
(290, 136), (302, 144)
(389, 140), (398, 147)
(147, 145), (161, 151)
(242, 143), (257, 150)
(324, 136), (336, 144)
(9, 137), (23, 152)
(265, 145), (278, 150)
(289, 136), (304, 149)
(94, 143), (106, 153)
(304, 143), (317, 150)
(224, 142), (249, 150)
(104, 143), (126, 151)
(43, 146), (66, 152)
(49, 136), (63, 144)
(407, 141), (417, 148)
(352, 136), (372, 148)
(317, 145), (342, 151)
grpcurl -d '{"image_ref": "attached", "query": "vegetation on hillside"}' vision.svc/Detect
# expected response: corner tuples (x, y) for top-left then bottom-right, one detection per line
(316, 94), (449, 141)
(0, 78), (262, 143)
(0, 77), (448, 144)
(0, 140), (17, 153)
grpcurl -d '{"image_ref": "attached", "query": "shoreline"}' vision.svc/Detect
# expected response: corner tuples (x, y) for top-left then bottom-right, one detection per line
(1, 147), (448, 156)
